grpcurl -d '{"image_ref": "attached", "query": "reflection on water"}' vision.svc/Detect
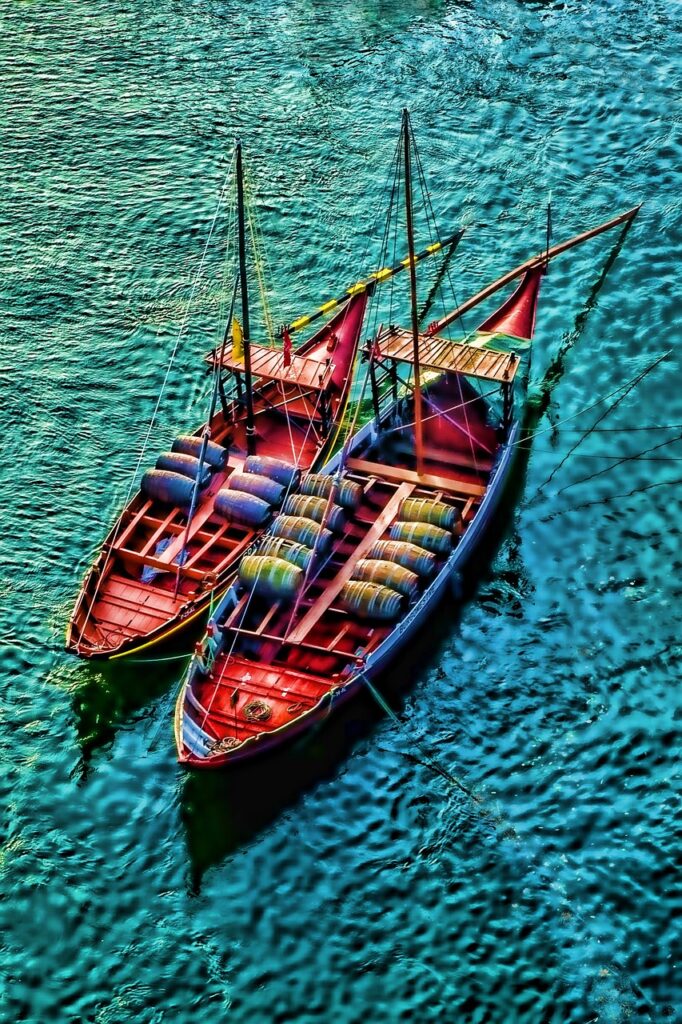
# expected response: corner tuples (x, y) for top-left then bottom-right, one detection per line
(3, 0), (681, 1019)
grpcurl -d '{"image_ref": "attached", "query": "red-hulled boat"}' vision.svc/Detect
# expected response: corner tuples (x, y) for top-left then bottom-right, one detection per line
(67, 140), (461, 659)
(174, 114), (640, 767)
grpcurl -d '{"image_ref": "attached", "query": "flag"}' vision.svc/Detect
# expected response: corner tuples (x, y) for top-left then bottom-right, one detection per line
(282, 326), (292, 368)
(231, 318), (243, 362)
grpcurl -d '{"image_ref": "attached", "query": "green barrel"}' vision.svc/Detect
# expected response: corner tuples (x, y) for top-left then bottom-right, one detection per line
(271, 515), (333, 553)
(257, 536), (314, 572)
(353, 558), (419, 599)
(282, 494), (346, 533)
(367, 539), (437, 578)
(399, 496), (458, 532)
(238, 555), (303, 601)
(339, 580), (404, 621)
(389, 520), (452, 556)
(301, 473), (363, 511)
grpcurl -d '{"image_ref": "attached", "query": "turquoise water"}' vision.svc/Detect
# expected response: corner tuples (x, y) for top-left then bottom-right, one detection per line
(1, 1), (681, 1020)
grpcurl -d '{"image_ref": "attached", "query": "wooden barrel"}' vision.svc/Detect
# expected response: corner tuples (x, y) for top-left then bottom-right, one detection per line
(282, 494), (345, 533)
(228, 471), (284, 506)
(389, 521), (452, 556)
(214, 489), (271, 527)
(301, 473), (363, 511)
(239, 555), (302, 601)
(339, 580), (404, 621)
(367, 539), (437, 578)
(243, 455), (300, 489)
(141, 469), (195, 507)
(257, 536), (314, 572)
(399, 496), (458, 531)
(172, 434), (228, 468)
(156, 451), (211, 487)
(271, 515), (333, 553)
(353, 558), (419, 598)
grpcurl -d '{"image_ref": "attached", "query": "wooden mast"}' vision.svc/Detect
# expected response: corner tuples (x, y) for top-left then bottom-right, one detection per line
(236, 141), (256, 454)
(402, 108), (424, 476)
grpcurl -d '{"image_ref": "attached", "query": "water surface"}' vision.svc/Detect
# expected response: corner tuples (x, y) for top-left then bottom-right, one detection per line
(1, 1), (680, 1021)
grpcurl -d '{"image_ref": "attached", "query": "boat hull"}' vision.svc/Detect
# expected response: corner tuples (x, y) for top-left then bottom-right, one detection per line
(176, 419), (520, 768)
(67, 295), (367, 659)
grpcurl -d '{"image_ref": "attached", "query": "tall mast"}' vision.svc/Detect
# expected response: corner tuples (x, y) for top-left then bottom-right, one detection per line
(402, 108), (424, 476)
(236, 140), (256, 454)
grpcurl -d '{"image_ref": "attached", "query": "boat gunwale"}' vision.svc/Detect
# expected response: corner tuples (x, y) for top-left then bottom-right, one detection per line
(176, 410), (520, 767)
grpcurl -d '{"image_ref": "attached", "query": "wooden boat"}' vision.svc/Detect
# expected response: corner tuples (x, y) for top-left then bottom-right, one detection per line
(67, 140), (462, 660)
(174, 115), (640, 767)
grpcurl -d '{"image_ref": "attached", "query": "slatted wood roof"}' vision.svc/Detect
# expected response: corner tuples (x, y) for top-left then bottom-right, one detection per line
(209, 344), (335, 391)
(374, 327), (520, 384)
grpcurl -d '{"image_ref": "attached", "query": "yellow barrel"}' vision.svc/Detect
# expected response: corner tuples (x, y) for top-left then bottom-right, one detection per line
(399, 496), (458, 531)
(389, 521), (452, 556)
(339, 580), (404, 621)
(301, 473), (363, 511)
(353, 559), (419, 598)
(283, 494), (346, 533)
(257, 536), (314, 572)
(238, 555), (302, 601)
(367, 539), (437, 577)
(271, 515), (333, 553)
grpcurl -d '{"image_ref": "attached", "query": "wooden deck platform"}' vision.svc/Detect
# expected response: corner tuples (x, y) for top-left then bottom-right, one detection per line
(375, 327), (520, 383)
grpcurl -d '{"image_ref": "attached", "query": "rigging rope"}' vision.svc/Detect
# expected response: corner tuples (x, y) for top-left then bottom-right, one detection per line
(554, 430), (682, 496)
(192, 127), (414, 735)
(80, 154), (237, 641)
(526, 349), (670, 502)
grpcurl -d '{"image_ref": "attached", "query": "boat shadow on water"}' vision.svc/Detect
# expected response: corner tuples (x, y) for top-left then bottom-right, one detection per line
(178, 227), (632, 887)
(69, 647), (194, 780)
(180, 599), (466, 892)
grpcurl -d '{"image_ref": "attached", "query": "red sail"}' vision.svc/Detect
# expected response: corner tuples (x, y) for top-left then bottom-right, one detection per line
(476, 266), (543, 341)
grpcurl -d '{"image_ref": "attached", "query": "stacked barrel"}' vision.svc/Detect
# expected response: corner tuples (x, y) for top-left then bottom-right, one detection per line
(238, 472), (362, 602)
(140, 434), (229, 506)
(339, 497), (459, 621)
(215, 455), (299, 528)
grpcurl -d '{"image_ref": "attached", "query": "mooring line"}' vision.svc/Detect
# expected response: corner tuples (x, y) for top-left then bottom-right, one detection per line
(527, 349), (670, 504)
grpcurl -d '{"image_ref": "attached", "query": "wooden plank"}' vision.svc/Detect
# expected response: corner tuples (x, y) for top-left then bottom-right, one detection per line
(107, 574), (180, 615)
(286, 481), (415, 645)
(209, 532), (256, 577)
(184, 520), (232, 570)
(118, 548), (207, 582)
(376, 328), (518, 384)
(139, 506), (182, 558)
(111, 500), (153, 553)
(345, 458), (487, 498)
(395, 441), (493, 474)
(226, 626), (358, 661)
(151, 497), (230, 569)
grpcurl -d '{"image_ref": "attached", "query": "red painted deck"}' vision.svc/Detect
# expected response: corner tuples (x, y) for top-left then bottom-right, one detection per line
(67, 294), (368, 658)
(177, 372), (501, 764)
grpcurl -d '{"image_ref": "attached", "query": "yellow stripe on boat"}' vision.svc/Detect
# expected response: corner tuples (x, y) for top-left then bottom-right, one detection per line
(372, 267), (392, 281)
(109, 584), (232, 659)
(290, 314), (312, 331)
(318, 299), (338, 314)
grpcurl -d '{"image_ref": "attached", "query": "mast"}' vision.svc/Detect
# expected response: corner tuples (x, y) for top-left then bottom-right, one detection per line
(236, 140), (256, 454)
(402, 108), (424, 476)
